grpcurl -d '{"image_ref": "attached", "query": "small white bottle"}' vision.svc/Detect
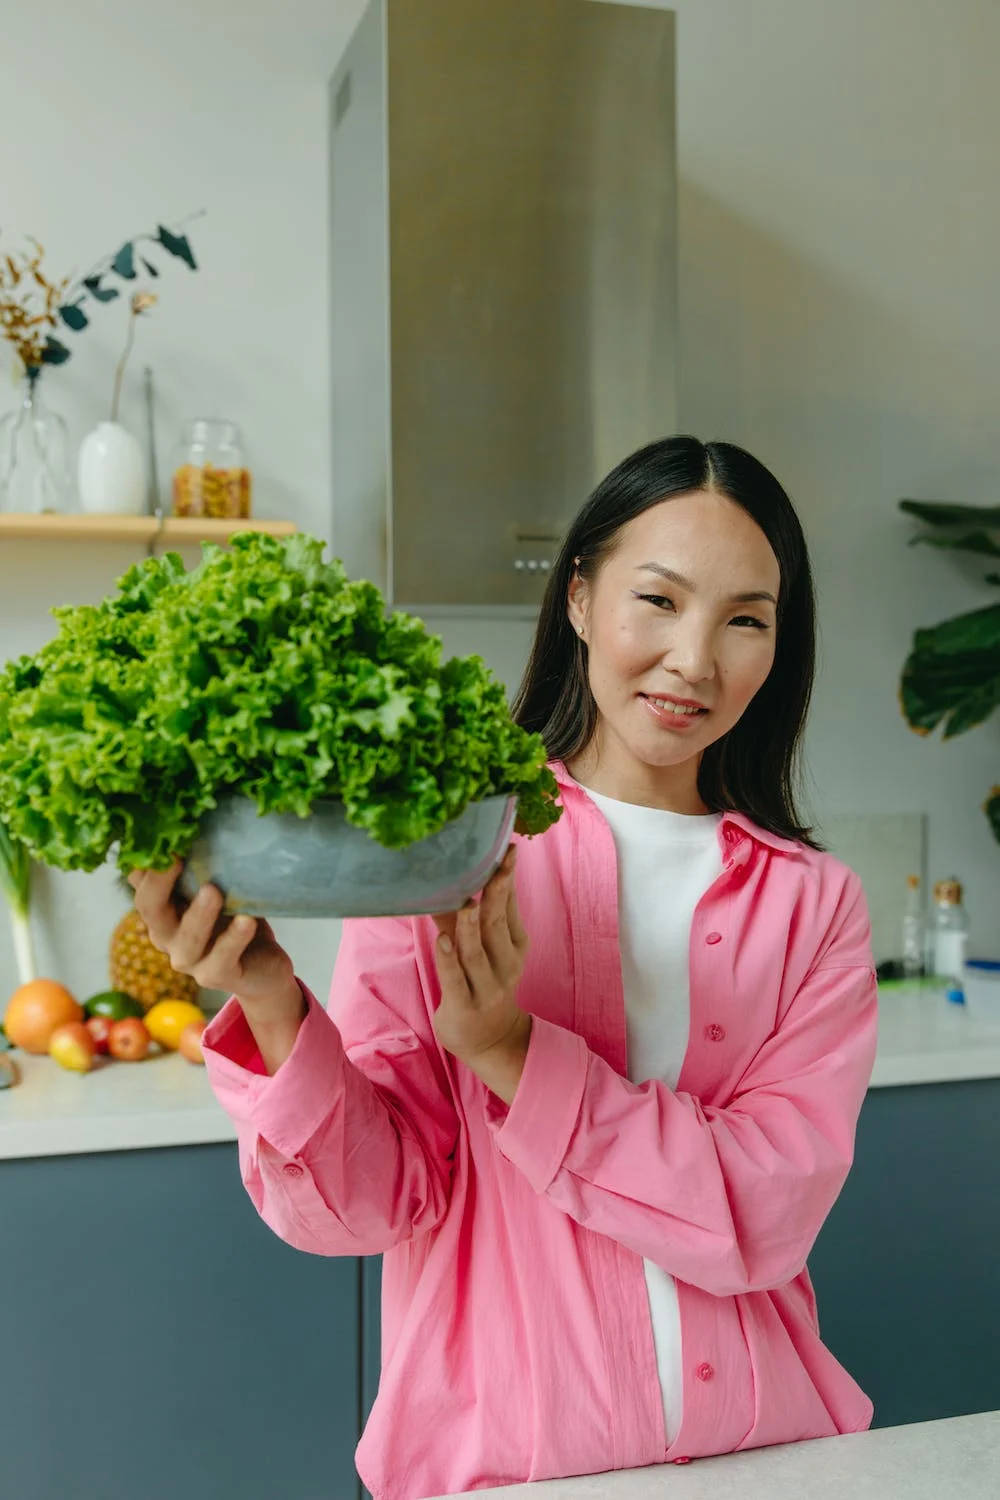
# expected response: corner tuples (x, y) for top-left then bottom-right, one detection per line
(931, 877), (970, 1004)
(901, 873), (925, 979)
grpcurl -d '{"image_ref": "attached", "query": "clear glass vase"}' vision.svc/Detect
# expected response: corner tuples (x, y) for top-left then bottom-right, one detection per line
(0, 370), (71, 514)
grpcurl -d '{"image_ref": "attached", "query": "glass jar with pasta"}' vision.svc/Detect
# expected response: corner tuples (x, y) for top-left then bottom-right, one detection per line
(170, 419), (252, 519)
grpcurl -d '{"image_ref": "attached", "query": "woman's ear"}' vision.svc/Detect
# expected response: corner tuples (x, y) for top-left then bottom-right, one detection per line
(567, 563), (588, 638)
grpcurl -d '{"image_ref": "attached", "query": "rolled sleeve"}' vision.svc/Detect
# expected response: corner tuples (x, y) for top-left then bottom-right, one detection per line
(201, 981), (347, 1158)
(483, 1015), (590, 1194)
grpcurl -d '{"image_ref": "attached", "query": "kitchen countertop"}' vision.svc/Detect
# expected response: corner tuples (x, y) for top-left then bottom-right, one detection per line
(426, 1408), (1000, 1499)
(0, 1044), (237, 1159)
(2, 982), (999, 1161)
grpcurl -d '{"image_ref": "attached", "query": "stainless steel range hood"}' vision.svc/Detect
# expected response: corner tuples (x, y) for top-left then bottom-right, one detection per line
(328, 0), (677, 608)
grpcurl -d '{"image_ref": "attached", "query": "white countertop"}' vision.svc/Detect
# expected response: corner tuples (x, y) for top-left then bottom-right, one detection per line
(0, 1045), (237, 1159)
(2, 982), (999, 1161)
(871, 980), (1000, 1086)
(425, 1408), (1000, 1500)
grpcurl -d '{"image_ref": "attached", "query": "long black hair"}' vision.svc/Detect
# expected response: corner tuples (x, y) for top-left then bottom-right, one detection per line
(511, 434), (825, 850)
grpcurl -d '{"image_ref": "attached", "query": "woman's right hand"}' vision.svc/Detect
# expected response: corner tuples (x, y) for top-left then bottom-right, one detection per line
(127, 858), (301, 1019)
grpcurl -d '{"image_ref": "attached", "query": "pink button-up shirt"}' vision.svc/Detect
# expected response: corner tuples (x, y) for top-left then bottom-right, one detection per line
(201, 760), (878, 1500)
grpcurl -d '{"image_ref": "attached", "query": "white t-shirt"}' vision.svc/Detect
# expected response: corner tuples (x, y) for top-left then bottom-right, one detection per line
(580, 783), (723, 1450)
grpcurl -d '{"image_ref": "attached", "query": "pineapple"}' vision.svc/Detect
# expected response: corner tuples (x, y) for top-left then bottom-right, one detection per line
(109, 907), (199, 1013)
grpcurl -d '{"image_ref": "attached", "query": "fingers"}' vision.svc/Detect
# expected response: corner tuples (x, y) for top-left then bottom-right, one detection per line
(431, 910), (459, 946)
(478, 846), (521, 980)
(190, 913), (259, 990)
(128, 857), (256, 988)
(129, 857), (185, 949)
(169, 883), (227, 972)
(506, 873), (529, 951)
(432, 843), (526, 997)
(454, 899), (497, 991)
(433, 921), (471, 1000)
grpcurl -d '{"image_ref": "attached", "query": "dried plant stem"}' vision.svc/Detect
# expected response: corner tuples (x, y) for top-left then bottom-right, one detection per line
(111, 314), (136, 422)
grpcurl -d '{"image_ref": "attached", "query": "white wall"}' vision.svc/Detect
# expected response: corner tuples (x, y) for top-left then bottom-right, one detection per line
(1, 0), (998, 1005)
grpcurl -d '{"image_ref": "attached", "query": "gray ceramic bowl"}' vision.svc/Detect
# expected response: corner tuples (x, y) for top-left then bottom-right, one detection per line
(177, 793), (518, 919)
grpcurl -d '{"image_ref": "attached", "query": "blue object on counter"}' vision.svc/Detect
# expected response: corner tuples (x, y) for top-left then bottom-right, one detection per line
(945, 985), (966, 1006)
(966, 959), (1000, 972)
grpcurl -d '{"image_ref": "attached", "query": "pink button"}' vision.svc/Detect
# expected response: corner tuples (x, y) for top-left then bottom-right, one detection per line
(282, 1162), (304, 1178)
(705, 1024), (726, 1042)
(705, 932), (723, 945)
(673, 1456), (692, 1464)
(696, 1362), (715, 1381)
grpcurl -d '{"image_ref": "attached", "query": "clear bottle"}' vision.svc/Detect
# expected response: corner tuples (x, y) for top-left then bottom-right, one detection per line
(901, 873), (925, 979)
(931, 877), (970, 1004)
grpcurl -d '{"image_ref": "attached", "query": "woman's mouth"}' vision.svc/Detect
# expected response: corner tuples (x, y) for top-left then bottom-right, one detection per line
(639, 693), (709, 731)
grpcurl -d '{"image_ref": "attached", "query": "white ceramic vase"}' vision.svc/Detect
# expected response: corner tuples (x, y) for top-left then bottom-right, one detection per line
(78, 421), (146, 515)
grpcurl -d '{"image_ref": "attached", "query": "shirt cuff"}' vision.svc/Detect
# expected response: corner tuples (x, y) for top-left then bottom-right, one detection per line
(483, 1014), (590, 1194)
(201, 980), (348, 1159)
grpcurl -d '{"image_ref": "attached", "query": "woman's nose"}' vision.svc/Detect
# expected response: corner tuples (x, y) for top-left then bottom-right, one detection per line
(661, 627), (714, 684)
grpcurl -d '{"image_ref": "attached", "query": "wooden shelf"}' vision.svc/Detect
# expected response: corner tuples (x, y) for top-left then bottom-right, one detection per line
(0, 513), (297, 543)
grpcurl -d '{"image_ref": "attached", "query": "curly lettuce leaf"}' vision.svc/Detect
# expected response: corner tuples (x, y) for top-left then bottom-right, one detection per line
(0, 532), (561, 872)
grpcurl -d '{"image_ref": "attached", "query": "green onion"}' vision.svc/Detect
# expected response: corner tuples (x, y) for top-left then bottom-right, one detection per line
(0, 818), (36, 986)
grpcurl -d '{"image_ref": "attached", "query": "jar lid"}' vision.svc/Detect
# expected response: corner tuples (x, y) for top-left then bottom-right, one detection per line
(182, 417), (243, 442)
(933, 878), (962, 904)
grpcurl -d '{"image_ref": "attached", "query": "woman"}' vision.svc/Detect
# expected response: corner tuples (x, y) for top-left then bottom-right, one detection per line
(129, 435), (878, 1500)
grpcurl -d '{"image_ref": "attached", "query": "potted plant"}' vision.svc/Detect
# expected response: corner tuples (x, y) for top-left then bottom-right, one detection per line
(0, 532), (561, 917)
(897, 496), (1000, 845)
(0, 216), (199, 514)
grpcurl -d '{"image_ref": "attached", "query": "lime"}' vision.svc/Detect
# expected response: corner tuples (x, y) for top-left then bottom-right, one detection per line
(85, 989), (144, 1021)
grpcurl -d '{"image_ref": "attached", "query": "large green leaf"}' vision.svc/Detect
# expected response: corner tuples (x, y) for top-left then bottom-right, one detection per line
(908, 529), (1000, 559)
(900, 601), (1000, 737)
(899, 498), (1000, 527)
(986, 786), (1000, 844)
(911, 600), (1000, 657)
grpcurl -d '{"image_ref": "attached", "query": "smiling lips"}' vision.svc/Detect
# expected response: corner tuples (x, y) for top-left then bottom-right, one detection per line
(640, 692), (709, 729)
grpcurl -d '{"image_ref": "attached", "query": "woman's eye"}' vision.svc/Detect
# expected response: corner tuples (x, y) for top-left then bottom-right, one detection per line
(634, 593), (769, 630)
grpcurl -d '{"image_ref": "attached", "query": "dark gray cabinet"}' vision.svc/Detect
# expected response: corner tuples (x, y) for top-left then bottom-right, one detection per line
(0, 1144), (360, 1500)
(807, 1076), (1000, 1429)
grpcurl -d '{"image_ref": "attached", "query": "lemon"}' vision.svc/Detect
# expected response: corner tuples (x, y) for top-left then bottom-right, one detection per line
(144, 999), (206, 1050)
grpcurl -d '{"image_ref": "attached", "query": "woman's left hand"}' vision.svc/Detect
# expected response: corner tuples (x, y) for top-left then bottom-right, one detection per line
(431, 843), (530, 1066)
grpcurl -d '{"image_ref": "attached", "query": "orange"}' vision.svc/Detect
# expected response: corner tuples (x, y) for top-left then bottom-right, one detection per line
(4, 980), (83, 1054)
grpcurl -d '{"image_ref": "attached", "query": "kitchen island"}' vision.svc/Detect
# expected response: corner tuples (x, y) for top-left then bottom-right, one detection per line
(427, 1407), (1000, 1499)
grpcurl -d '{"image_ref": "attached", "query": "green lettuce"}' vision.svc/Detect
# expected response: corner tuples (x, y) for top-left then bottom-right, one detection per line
(0, 532), (561, 873)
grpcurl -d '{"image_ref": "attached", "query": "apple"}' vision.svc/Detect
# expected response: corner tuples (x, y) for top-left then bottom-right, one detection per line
(49, 1022), (97, 1073)
(108, 1017), (151, 1061)
(178, 1019), (207, 1065)
(85, 1015), (114, 1055)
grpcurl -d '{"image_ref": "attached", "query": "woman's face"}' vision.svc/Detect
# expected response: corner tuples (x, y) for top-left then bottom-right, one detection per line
(566, 489), (781, 809)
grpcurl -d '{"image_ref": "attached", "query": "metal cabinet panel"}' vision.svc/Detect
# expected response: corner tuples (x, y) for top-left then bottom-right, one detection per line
(329, 0), (678, 606)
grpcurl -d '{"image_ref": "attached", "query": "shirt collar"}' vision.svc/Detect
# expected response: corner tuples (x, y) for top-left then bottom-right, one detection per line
(549, 760), (803, 855)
